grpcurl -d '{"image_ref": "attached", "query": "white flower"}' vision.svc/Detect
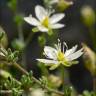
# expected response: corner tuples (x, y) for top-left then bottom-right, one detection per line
(37, 39), (83, 70)
(24, 5), (65, 32)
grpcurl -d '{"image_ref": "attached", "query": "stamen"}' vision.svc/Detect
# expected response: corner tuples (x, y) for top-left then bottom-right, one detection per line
(42, 16), (49, 28)
(63, 42), (65, 53)
(63, 42), (68, 51)
(57, 39), (61, 51)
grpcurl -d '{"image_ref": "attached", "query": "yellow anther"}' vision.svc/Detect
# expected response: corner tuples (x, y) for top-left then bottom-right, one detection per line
(42, 17), (49, 28)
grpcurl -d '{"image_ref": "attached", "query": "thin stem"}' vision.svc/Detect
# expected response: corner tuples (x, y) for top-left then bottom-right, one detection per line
(18, 23), (24, 42)
(25, 32), (34, 48)
(61, 65), (65, 90)
(13, 62), (28, 75)
(13, 62), (65, 96)
(17, 19), (27, 68)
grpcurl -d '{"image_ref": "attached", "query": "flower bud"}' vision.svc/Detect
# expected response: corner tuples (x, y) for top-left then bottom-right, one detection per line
(81, 6), (96, 27)
(57, 0), (73, 11)
(82, 43), (96, 76)
(0, 27), (8, 48)
(30, 89), (45, 96)
(0, 69), (11, 79)
(12, 39), (25, 51)
(48, 74), (62, 88)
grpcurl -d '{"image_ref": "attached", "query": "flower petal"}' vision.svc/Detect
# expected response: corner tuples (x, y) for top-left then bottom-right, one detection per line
(37, 59), (58, 64)
(24, 16), (40, 26)
(35, 5), (47, 21)
(49, 0), (59, 5)
(51, 23), (64, 29)
(66, 48), (83, 61)
(50, 13), (65, 24)
(38, 26), (48, 32)
(44, 46), (57, 60)
(65, 45), (78, 56)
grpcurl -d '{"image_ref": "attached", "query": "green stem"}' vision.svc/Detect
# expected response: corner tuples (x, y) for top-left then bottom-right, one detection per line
(18, 23), (24, 42)
(25, 32), (34, 47)
(17, 20), (27, 68)
(61, 65), (65, 91)
(13, 62), (65, 96)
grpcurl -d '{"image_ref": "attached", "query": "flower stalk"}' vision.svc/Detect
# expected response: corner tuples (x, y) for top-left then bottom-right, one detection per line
(61, 65), (65, 90)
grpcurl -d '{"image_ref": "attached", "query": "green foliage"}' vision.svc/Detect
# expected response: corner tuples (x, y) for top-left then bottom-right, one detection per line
(82, 90), (96, 96)
(39, 76), (48, 88)
(63, 86), (73, 96)
(5, 77), (21, 89)
(4, 77), (22, 96)
(6, 49), (19, 63)
(20, 71), (33, 90)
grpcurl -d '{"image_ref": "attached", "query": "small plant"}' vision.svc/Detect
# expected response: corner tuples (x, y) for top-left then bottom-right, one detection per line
(0, 0), (96, 96)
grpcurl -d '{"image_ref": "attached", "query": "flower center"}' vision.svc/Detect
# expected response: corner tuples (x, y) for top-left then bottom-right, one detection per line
(42, 16), (49, 28)
(57, 51), (65, 61)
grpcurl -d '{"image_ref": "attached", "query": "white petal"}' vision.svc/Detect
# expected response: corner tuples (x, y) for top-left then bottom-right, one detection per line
(51, 23), (64, 29)
(24, 16), (40, 26)
(38, 26), (48, 32)
(65, 45), (78, 56)
(44, 46), (57, 60)
(50, 13), (65, 24)
(49, 0), (59, 5)
(35, 5), (47, 21)
(66, 48), (83, 61)
(37, 59), (58, 64)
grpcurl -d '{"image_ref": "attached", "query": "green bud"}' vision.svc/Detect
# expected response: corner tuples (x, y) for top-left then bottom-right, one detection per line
(82, 43), (96, 76)
(0, 69), (11, 79)
(57, 0), (73, 11)
(81, 6), (96, 27)
(32, 27), (39, 33)
(48, 74), (62, 88)
(12, 39), (25, 51)
(48, 29), (53, 36)
(0, 27), (8, 48)
(38, 36), (46, 46)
